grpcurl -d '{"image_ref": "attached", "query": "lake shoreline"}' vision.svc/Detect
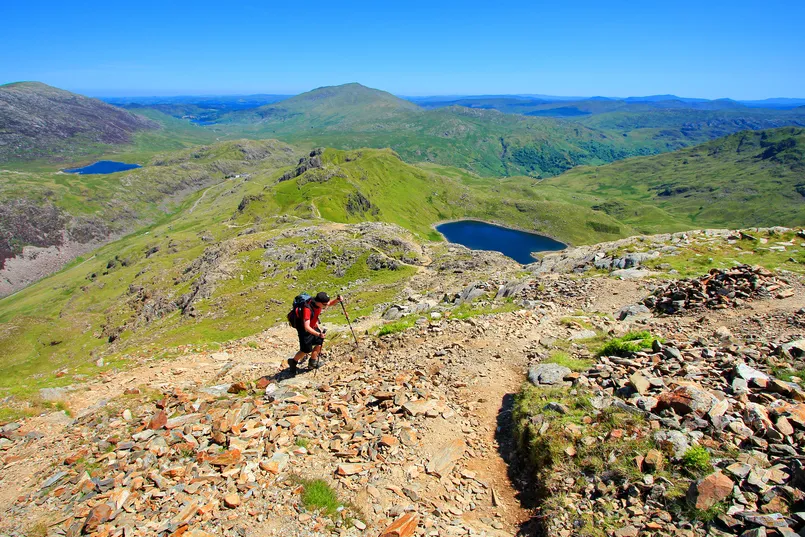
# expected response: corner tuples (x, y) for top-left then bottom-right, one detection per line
(432, 218), (568, 264)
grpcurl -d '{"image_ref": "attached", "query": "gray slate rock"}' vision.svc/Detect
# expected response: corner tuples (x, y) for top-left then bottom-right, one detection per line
(617, 304), (651, 321)
(528, 364), (572, 386)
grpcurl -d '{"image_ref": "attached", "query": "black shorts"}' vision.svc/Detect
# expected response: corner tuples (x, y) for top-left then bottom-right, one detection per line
(298, 331), (324, 353)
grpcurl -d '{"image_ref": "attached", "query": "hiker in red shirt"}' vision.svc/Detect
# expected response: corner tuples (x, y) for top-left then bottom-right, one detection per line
(288, 291), (343, 375)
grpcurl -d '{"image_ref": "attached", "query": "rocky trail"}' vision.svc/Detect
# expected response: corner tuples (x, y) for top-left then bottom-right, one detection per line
(1, 234), (804, 536)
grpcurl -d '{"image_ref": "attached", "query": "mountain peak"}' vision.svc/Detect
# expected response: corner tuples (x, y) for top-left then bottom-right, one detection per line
(275, 82), (420, 112)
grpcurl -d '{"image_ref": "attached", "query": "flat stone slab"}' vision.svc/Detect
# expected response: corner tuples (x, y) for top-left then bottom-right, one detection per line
(528, 363), (572, 385)
(426, 438), (466, 477)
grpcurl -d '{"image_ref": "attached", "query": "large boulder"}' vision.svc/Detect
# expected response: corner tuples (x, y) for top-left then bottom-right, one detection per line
(687, 472), (733, 510)
(528, 363), (571, 386)
(656, 385), (717, 415)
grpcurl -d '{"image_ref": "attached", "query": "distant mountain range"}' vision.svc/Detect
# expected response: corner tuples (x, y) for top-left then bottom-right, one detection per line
(2, 81), (805, 176)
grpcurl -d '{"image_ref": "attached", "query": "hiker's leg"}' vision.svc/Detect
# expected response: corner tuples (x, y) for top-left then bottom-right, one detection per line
(310, 344), (322, 360)
(293, 350), (306, 362)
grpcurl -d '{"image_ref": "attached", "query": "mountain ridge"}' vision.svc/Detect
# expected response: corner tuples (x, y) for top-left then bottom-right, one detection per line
(0, 82), (160, 163)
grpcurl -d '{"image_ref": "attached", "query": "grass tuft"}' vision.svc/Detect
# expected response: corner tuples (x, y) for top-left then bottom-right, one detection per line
(300, 479), (342, 517)
(680, 445), (712, 476)
(598, 331), (655, 357)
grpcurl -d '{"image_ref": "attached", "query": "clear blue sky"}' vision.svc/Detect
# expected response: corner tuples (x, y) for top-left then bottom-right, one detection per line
(2, 0), (803, 99)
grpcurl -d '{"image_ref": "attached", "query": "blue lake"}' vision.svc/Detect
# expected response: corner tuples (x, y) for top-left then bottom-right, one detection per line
(436, 220), (566, 264)
(63, 161), (142, 174)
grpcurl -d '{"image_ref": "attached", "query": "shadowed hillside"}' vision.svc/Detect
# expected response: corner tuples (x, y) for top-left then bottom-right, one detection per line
(0, 82), (159, 162)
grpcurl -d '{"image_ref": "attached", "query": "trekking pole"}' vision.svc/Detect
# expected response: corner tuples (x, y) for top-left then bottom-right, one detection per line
(340, 300), (359, 347)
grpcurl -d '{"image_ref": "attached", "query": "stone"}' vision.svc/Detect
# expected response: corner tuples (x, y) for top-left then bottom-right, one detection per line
(644, 449), (664, 472)
(653, 430), (690, 458)
(708, 399), (731, 420)
(39, 387), (68, 401)
(544, 402), (570, 414)
(739, 529), (767, 537)
(610, 268), (651, 280)
(148, 410), (168, 430)
(223, 493), (241, 508)
(228, 381), (249, 394)
(735, 363), (769, 383)
(617, 304), (651, 321)
(528, 363), (571, 386)
(205, 449), (241, 467)
(426, 438), (466, 477)
(656, 385), (717, 415)
(83, 503), (113, 533)
(613, 527), (639, 537)
(739, 512), (790, 528)
(402, 399), (437, 416)
(715, 326), (734, 341)
(687, 472), (734, 510)
(781, 339), (805, 359)
(629, 372), (651, 395)
(336, 463), (365, 476)
(380, 512), (419, 537)
(568, 329), (597, 341)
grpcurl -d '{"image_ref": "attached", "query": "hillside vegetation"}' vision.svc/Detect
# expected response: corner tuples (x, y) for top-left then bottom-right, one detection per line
(216, 83), (661, 177)
(0, 140), (300, 296)
(545, 127), (805, 232)
(0, 141), (634, 404)
(0, 82), (160, 163)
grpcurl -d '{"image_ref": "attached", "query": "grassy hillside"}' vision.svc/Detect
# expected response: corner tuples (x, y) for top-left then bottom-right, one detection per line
(216, 84), (659, 177)
(0, 140), (299, 282)
(545, 127), (805, 232)
(0, 83), (224, 168)
(3, 127), (805, 413)
(0, 82), (160, 163)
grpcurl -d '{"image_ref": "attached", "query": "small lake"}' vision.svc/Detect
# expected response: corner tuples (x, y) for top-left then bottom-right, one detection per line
(436, 220), (566, 264)
(63, 161), (142, 175)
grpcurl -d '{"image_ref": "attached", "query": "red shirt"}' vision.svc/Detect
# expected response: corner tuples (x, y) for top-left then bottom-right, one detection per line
(302, 304), (322, 330)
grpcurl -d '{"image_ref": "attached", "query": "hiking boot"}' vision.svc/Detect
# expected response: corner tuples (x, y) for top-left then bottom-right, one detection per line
(287, 358), (298, 376)
(309, 357), (324, 369)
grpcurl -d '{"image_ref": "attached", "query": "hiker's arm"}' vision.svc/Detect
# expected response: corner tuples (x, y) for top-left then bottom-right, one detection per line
(327, 295), (343, 307)
(303, 319), (325, 337)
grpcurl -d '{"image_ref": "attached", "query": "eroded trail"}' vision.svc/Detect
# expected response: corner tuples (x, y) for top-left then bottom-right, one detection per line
(3, 274), (801, 536)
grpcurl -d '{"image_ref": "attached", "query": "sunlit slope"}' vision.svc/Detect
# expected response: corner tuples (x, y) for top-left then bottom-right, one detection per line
(545, 127), (805, 231)
(0, 143), (629, 401)
(218, 83), (657, 177)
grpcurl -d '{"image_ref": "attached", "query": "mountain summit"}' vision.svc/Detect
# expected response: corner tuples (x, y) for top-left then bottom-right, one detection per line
(276, 82), (420, 112)
(0, 81), (158, 162)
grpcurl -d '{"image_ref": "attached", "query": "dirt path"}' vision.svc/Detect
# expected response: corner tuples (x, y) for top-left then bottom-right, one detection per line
(4, 275), (802, 536)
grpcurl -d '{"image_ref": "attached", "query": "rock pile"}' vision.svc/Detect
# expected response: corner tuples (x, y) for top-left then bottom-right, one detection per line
(529, 328), (805, 536)
(2, 318), (523, 537)
(645, 265), (794, 314)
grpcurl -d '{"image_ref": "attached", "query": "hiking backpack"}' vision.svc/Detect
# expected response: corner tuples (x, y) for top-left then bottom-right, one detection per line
(287, 293), (312, 329)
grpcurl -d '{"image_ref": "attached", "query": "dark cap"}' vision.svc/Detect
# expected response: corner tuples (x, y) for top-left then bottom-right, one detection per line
(314, 291), (330, 304)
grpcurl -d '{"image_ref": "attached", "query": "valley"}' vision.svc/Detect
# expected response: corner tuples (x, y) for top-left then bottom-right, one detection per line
(2, 78), (805, 537)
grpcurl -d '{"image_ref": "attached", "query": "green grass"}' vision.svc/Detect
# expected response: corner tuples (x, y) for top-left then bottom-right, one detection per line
(680, 446), (713, 476)
(598, 331), (656, 357)
(511, 382), (725, 531)
(377, 315), (420, 336)
(300, 479), (342, 517)
(546, 127), (805, 233)
(543, 350), (593, 372)
(295, 438), (310, 449)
